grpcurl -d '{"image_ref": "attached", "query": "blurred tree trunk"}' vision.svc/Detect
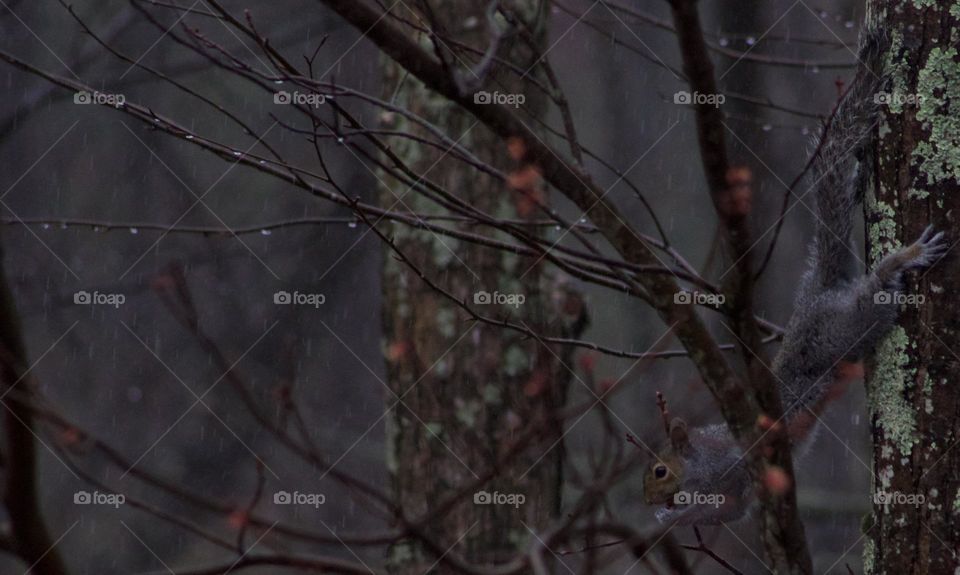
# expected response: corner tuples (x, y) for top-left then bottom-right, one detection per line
(377, 3), (582, 572)
(863, 2), (960, 573)
(0, 240), (68, 575)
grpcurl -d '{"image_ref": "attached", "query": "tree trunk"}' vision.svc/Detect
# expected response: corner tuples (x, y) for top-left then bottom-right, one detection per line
(377, 3), (582, 572)
(0, 239), (68, 575)
(864, 2), (960, 573)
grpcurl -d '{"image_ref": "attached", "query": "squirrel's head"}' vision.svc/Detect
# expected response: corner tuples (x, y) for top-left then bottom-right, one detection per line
(642, 419), (753, 526)
(641, 417), (690, 506)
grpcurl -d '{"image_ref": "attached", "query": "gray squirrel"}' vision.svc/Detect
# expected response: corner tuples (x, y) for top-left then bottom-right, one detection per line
(641, 27), (947, 526)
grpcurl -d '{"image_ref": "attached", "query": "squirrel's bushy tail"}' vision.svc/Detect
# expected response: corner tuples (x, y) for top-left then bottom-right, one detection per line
(806, 25), (887, 290)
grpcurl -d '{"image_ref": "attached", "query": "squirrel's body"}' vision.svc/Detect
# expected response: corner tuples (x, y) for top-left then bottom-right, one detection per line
(642, 26), (947, 526)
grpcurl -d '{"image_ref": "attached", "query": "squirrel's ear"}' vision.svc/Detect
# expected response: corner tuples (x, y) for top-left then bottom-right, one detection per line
(669, 418), (690, 453)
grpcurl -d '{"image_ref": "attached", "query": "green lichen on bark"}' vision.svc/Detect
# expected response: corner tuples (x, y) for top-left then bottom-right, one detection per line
(867, 326), (919, 456)
(913, 45), (960, 185)
(862, 536), (876, 574)
(883, 31), (910, 115)
(865, 184), (919, 459)
(866, 192), (902, 264)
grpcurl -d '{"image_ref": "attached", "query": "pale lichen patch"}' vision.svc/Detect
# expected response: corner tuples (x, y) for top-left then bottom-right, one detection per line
(862, 536), (876, 574)
(867, 326), (919, 456)
(482, 384), (502, 405)
(866, 192), (902, 265)
(503, 345), (528, 377)
(884, 31), (911, 115)
(914, 46), (960, 185)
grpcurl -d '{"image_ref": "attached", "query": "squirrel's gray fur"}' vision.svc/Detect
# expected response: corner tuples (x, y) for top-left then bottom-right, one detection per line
(650, 24), (948, 526)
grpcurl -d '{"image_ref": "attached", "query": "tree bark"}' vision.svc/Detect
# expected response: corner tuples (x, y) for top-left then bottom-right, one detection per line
(864, 2), (960, 573)
(377, 3), (580, 572)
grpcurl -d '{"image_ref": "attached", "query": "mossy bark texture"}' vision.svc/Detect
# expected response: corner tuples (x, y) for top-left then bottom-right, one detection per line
(864, 2), (960, 572)
(377, 3), (575, 573)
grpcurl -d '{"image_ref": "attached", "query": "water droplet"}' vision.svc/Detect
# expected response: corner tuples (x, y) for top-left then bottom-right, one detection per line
(801, 126), (811, 136)
(129, 227), (139, 235)
(818, 10), (828, 18)
(260, 229), (272, 236)
(762, 124), (773, 132)
(60, 223), (68, 230)
(274, 80), (284, 85)
(347, 221), (358, 229)
(337, 137), (345, 144)
(41, 223), (50, 230)
(233, 151), (242, 157)
(719, 37), (729, 47)
(844, 20), (854, 29)
(185, 134), (194, 140)
(259, 160), (266, 165)
(93, 226), (103, 232)
(811, 66), (820, 74)
(745, 36), (756, 46)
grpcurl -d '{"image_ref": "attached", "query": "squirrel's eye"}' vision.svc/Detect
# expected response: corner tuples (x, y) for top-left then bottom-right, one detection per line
(654, 465), (668, 479)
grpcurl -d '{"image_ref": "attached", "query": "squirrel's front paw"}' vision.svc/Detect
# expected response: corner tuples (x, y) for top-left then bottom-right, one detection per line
(906, 225), (948, 269)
